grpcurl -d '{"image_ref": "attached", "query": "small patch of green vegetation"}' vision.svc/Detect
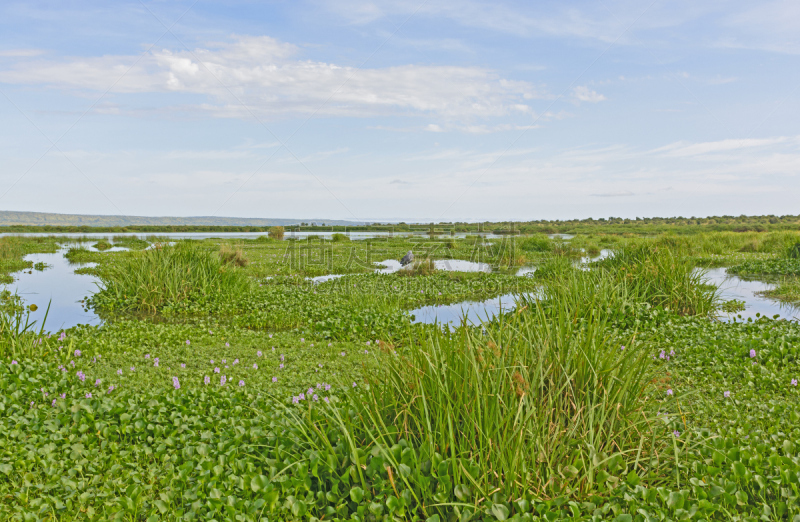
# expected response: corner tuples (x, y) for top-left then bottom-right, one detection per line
(93, 239), (112, 251)
(720, 299), (746, 312)
(728, 258), (800, 276)
(331, 232), (349, 242)
(111, 235), (150, 250)
(760, 277), (800, 304)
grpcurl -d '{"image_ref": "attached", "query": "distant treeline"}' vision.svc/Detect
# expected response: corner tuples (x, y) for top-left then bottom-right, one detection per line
(1, 214), (799, 235)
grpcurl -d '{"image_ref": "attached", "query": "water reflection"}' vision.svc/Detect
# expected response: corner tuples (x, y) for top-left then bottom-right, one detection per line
(4, 247), (102, 331)
(704, 268), (799, 322)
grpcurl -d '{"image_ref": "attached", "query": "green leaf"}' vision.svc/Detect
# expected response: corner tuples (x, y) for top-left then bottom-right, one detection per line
(626, 470), (640, 487)
(154, 500), (169, 514)
(491, 503), (510, 521)
(251, 474), (270, 493)
(613, 515), (632, 522)
(454, 484), (471, 501)
(349, 486), (364, 503)
(291, 500), (307, 518)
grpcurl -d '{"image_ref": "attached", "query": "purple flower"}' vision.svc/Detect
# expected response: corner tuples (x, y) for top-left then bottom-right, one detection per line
(659, 350), (665, 359)
(750, 349), (756, 358)
(724, 391), (730, 398)
(670, 349), (675, 356)
(365, 350), (369, 354)
(76, 371), (86, 382)
(324, 384), (331, 391)
(272, 376), (277, 383)
(310, 343), (314, 347)
(269, 334), (272, 338)
(204, 375), (210, 385)
(366, 341), (371, 346)
(210, 359), (214, 364)
(620, 345), (625, 351)
(328, 343), (332, 347)
(279, 363), (284, 369)
(280, 354), (284, 361)
(145, 354), (150, 359)
(186, 340), (191, 345)
(292, 396), (299, 404)
(233, 359), (239, 365)
(117, 369), (122, 375)
(52, 399), (56, 407)
(58, 332), (66, 341)
(792, 379), (798, 387)
(60, 393), (65, 399)
(257, 351), (262, 357)
(313, 394), (319, 401)
(214, 367), (220, 373)
(70, 360), (75, 367)
(323, 397), (330, 403)
(307, 387), (314, 395)
(10, 360), (17, 365)
(341, 352), (346, 357)
(222, 359), (226, 364)
(673, 430), (680, 437)
(299, 393), (305, 400)
(130, 366), (135, 372)
(220, 375), (227, 386)
(94, 379), (101, 387)
(666, 388), (673, 396)
(239, 380), (245, 387)
(85, 393), (92, 399)
(172, 377), (180, 390)
(352, 382), (357, 388)
(253, 364), (258, 369)
(107, 385), (115, 393)
(300, 338), (304, 342)
(154, 361), (159, 367)
(74, 349), (81, 357)
(181, 363), (186, 368)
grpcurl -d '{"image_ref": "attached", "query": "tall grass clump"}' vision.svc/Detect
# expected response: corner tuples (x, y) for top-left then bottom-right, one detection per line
(397, 258), (436, 276)
(0, 292), (50, 359)
(218, 244), (249, 267)
(92, 242), (251, 313)
(360, 269), (663, 503)
(595, 244), (719, 315)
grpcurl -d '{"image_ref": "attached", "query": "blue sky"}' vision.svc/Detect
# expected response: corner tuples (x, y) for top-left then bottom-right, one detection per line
(0, 0), (798, 222)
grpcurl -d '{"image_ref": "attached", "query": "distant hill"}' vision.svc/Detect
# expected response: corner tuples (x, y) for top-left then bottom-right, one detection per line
(0, 211), (362, 228)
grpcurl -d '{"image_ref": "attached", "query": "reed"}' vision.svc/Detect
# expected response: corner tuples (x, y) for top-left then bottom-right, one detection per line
(92, 242), (251, 313)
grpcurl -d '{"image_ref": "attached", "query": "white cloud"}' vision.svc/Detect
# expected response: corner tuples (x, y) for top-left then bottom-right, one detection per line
(0, 49), (45, 57)
(652, 137), (792, 157)
(0, 35), (544, 122)
(572, 86), (606, 103)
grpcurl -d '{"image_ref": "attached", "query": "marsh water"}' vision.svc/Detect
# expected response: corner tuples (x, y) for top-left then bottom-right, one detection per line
(3, 244), (797, 331)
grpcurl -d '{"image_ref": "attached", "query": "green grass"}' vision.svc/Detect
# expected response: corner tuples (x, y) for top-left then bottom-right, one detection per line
(4, 231), (800, 519)
(90, 242), (252, 314)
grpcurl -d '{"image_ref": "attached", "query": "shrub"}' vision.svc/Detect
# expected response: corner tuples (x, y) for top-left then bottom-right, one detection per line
(788, 242), (800, 259)
(268, 226), (285, 240)
(331, 233), (349, 242)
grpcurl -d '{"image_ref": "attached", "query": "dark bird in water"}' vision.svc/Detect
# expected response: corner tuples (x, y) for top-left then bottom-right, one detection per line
(400, 250), (414, 266)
